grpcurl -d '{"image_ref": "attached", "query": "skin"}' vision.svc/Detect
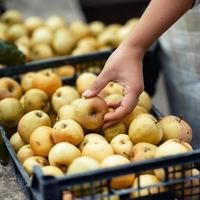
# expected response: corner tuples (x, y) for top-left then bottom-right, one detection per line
(83, 0), (194, 127)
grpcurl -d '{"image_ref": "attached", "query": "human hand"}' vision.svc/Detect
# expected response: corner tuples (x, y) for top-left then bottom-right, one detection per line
(83, 41), (145, 128)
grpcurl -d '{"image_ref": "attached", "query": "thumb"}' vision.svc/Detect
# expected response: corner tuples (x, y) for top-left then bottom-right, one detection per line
(82, 72), (110, 98)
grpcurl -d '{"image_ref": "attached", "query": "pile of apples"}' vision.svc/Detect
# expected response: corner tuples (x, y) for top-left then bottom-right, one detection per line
(0, 69), (199, 199)
(0, 9), (139, 62)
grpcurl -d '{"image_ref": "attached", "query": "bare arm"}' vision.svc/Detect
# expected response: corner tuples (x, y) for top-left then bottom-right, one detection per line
(83, 0), (194, 127)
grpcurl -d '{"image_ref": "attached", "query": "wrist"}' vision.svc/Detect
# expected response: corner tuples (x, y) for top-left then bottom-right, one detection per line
(120, 38), (146, 60)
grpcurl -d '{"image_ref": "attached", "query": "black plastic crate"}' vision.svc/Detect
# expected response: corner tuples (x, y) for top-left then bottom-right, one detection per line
(1, 48), (200, 200)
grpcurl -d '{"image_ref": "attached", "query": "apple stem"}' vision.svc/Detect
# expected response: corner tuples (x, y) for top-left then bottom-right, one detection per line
(155, 117), (161, 124)
(179, 115), (183, 123)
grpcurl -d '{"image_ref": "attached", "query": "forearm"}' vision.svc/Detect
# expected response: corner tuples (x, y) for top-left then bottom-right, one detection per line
(123, 0), (194, 56)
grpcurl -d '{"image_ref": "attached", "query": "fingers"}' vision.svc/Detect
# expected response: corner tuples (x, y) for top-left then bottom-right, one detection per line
(82, 71), (111, 98)
(104, 88), (139, 122)
(107, 101), (121, 109)
(103, 119), (120, 129)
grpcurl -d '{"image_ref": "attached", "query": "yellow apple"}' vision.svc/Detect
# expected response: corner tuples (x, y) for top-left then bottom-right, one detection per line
(41, 166), (64, 177)
(51, 86), (80, 113)
(23, 89), (50, 113)
(23, 156), (48, 176)
(103, 122), (126, 143)
(30, 126), (54, 157)
(18, 110), (51, 143)
(9, 132), (25, 152)
(76, 72), (97, 94)
(20, 72), (36, 92)
(128, 114), (163, 145)
(57, 105), (75, 121)
(0, 98), (24, 127)
(31, 26), (53, 45)
(159, 115), (192, 143)
(52, 119), (84, 146)
(123, 105), (148, 128)
(138, 91), (152, 112)
(79, 133), (107, 151)
(24, 16), (44, 34)
(0, 77), (22, 100)
(154, 140), (191, 180)
(73, 97), (108, 130)
(101, 155), (135, 189)
(48, 142), (81, 172)
(82, 140), (113, 162)
(131, 174), (166, 198)
(110, 134), (133, 159)
(17, 144), (35, 164)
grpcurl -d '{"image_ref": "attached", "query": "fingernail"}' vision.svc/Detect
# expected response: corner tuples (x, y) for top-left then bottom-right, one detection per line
(82, 89), (92, 97)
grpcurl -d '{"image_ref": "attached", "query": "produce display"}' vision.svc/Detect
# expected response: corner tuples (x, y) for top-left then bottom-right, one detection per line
(0, 9), (199, 200)
(0, 68), (198, 199)
(0, 9), (139, 62)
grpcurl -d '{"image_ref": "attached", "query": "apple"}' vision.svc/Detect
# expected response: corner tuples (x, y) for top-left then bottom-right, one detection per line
(0, 98), (24, 127)
(32, 71), (62, 96)
(128, 114), (163, 145)
(138, 91), (152, 112)
(77, 37), (98, 49)
(123, 105), (148, 128)
(165, 139), (193, 151)
(30, 126), (54, 157)
(67, 156), (100, 174)
(125, 18), (139, 28)
(67, 156), (101, 195)
(103, 82), (123, 96)
(52, 119), (84, 146)
(73, 97), (108, 130)
(41, 166), (64, 177)
(20, 72), (36, 92)
(15, 36), (31, 47)
(103, 122), (126, 143)
(48, 142), (81, 172)
(131, 174), (166, 198)
(76, 72), (97, 94)
(23, 156), (48, 176)
(0, 77), (22, 100)
(17, 144), (35, 164)
(116, 26), (132, 45)
(69, 21), (91, 41)
(56, 65), (75, 78)
(9, 132), (25, 152)
(130, 142), (158, 162)
(82, 140), (113, 162)
(79, 133), (107, 151)
(31, 26), (53, 45)
(89, 21), (105, 36)
(1, 10), (23, 25)
(18, 110), (51, 143)
(101, 155), (135, 189)
(104, 94), (123, 105)
(51, 86), (80, 113)
(175, 169), (200, 200)
(24, 16), (44, 34)
(158, 115), (192, 143)
(57, 105), (75, 121)
(16, 43), (30, 61)
(23, 89), (50, 113)
(46, 16), (66, 32)
(31, 43), (54, 60)
(6, 24), (27, 41)
(154, 140), (191, 180)
(52, 28), (75, 55)
(110, 134), (133, 159)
